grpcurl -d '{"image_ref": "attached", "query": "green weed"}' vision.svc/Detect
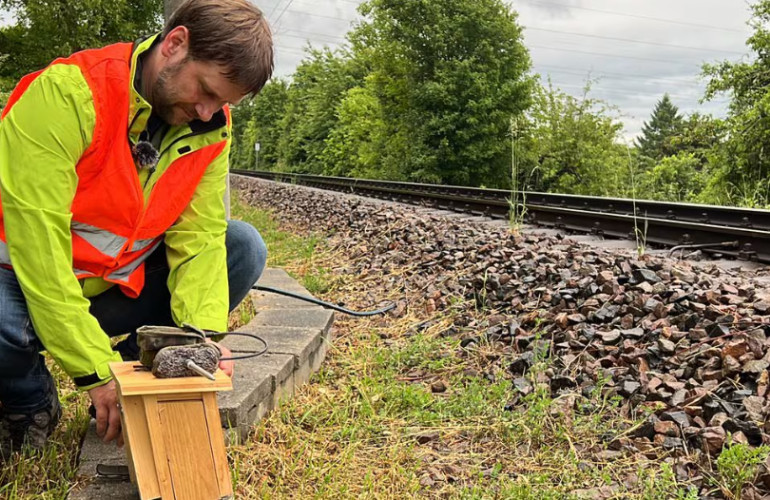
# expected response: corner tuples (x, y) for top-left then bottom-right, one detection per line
(712, 441), (770, 499)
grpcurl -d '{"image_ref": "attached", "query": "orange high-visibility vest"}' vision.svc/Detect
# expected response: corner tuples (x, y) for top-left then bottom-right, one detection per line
(0, 42), (229, 298)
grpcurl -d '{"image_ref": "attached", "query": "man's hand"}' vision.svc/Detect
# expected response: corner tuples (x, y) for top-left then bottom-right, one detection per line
(206, 339), (234, 378)
(88, 380), (123, 446)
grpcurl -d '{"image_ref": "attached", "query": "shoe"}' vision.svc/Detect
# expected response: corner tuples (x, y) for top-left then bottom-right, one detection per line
(0, 383), (61, 456)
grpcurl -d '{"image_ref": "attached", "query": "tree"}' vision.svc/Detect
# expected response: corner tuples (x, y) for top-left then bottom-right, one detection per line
(320, 84), (387, 178)
(348, 0), (533, 187)
(638, 153), (708, 202)
(702, 0), (770, 206)
(276, 48), (364, 174)
(515, 80), (630, 197)
(0, 0), (163, 89)
(635, 94), (684, 162)
(230, 80), (289, 171)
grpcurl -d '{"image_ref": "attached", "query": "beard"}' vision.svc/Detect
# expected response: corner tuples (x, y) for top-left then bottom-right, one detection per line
(150, 60), (197, 125)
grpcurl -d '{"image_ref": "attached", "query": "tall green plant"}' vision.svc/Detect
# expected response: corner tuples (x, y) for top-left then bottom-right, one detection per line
(635, 94), (685, 162)
(347, 0), (533, 187)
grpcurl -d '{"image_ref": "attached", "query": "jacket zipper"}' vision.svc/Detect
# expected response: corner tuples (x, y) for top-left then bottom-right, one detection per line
(131, 127), (225, 253)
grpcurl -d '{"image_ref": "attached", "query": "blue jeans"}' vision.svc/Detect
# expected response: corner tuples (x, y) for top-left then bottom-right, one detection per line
(0, 220), (266, 412)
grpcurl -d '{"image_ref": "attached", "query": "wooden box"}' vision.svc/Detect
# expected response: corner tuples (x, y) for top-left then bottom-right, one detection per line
(109, 362), (234, 500)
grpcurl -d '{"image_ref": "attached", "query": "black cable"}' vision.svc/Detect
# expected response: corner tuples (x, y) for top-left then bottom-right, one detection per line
(182, 323), (269, 361)
(252, 284), (397, 317)
(210, 331), (269, 361)
(177, 284), (395, 364)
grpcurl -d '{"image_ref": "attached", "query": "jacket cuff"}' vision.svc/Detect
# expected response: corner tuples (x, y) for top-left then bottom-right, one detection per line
(74, 350), (122, 390)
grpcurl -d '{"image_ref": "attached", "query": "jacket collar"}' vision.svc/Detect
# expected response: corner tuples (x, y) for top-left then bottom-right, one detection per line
(128, 34), (159, 143)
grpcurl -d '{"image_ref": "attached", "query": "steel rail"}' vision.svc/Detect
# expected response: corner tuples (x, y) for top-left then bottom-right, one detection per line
(233, 169), (770, 263)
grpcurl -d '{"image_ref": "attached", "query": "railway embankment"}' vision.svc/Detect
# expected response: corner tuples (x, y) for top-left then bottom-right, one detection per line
(234, 174), (770, 498)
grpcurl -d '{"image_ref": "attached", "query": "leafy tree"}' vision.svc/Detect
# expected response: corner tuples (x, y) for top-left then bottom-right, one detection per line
(638, 153), (708, 202)
(702, 0), (770, 206)
(348, 0), (533, 187)
(635, 94), (684, 162)
(276, 48), (364, 174)
(515, 80), (630, 197)
(230, 80), (289, 171)
(0, 0), (163, 89)
(320, 84), (387, 178)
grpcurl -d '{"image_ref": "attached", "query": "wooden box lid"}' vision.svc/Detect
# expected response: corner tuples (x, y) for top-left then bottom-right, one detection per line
(109, 361), (232, 396)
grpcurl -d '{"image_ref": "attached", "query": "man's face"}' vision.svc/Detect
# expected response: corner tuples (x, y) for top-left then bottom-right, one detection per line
(151, 58), (247, 125)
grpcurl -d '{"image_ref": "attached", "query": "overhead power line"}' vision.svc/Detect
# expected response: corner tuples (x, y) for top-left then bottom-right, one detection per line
(538, 66), (702, 88)
(266, 0), (285, 21)
(530, 44), (703, 67)
(275, 31), (345, 45)
(516, 0), (747, 34)
(283, 28), (348, 43)
(526, 27), (745, 55)
(272, 0), (297, 27)
(553, 82), (702, 102)
(280, 8), (356, 24)
(537, 64), (703, 86)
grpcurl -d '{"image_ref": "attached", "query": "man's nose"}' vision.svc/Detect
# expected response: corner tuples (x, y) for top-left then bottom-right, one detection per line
(195, 102), (219, 122)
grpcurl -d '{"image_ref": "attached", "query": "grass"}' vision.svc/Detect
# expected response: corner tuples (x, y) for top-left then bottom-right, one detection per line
(4, 192), (763, 498)
(231, 192), (331, 295)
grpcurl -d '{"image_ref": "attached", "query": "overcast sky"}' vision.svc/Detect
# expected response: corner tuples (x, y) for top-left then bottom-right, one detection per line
(257, 0), (754, 140)
(0, 1), (752, 139)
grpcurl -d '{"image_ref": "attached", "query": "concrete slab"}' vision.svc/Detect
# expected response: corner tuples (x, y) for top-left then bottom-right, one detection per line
(69, 479), (138, 500)
(70, 422), (136, 500)
(250, 289), (324, 310)
(217, 354), (274, 430)
(249, 308), (334, 333)
(226, 325), (322, 370)
(256, 269), (311, 294)
(76, 422), (126, 477)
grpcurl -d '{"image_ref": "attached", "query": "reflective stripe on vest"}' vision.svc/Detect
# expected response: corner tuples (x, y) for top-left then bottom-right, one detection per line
(131, 237), (158, 252)
(71, 221), (128, 258)
(106, 239), (162, 281)
(0, 229), (161, 284)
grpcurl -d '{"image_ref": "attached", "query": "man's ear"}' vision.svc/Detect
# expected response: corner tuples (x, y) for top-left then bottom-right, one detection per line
(161, 26), (190, 62)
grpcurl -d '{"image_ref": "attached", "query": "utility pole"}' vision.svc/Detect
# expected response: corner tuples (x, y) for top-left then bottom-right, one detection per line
(162, 0), (231, 217)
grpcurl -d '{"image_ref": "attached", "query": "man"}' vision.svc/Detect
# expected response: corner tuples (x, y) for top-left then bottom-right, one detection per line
(0, 0), (273, 454)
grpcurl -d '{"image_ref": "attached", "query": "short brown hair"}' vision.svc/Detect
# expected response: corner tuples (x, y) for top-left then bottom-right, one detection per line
(164, 0), (274, 95)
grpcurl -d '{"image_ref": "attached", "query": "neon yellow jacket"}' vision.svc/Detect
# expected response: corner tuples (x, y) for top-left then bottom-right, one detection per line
(0, 35), (230, 389)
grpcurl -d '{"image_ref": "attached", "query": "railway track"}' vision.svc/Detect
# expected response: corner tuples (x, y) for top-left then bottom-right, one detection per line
(232, 169), (770, 264)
